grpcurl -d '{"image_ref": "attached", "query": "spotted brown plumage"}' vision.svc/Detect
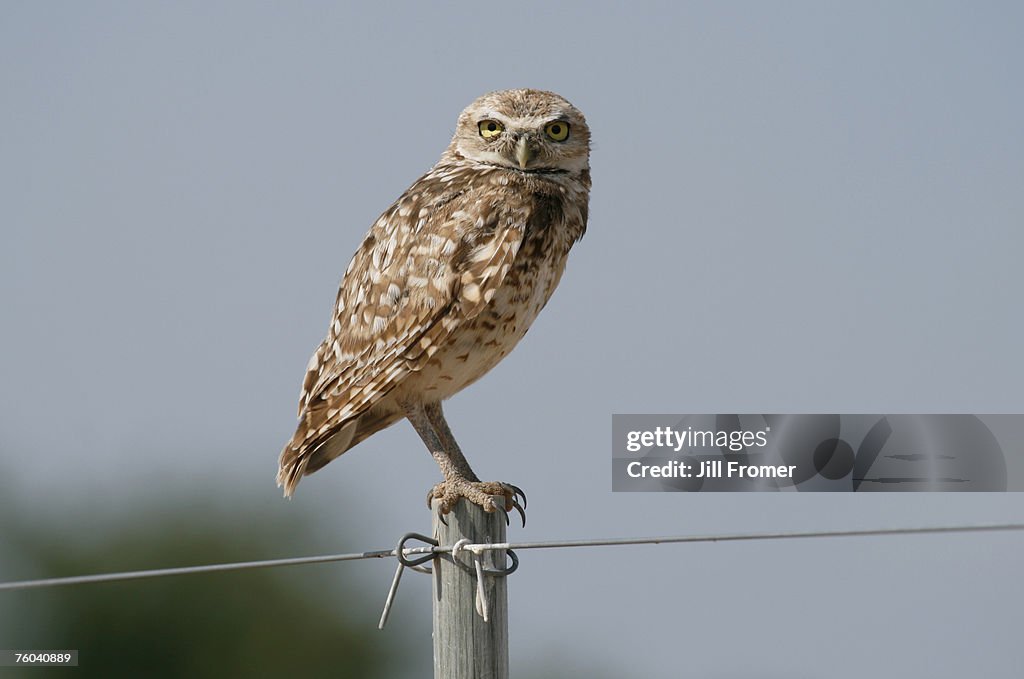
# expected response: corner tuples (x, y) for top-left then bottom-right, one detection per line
(278, 89), (591, 516)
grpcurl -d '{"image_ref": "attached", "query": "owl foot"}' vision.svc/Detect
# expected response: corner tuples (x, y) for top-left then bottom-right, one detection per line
(428, 480), (527, 527)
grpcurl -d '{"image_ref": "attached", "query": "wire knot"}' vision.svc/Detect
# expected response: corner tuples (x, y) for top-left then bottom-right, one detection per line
(378, 531), (519, 629)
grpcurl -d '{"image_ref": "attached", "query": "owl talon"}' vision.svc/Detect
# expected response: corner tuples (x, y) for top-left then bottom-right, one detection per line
(508, 484), (527, 510)
(428, 479), (526, 526)
(510, 499), (527, 528)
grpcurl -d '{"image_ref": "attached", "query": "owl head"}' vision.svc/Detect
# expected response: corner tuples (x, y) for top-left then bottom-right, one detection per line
(446, 89), (590, 174)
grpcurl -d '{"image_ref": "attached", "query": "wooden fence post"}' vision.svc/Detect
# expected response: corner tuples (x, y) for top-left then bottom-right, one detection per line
(431, 497), (509, 679)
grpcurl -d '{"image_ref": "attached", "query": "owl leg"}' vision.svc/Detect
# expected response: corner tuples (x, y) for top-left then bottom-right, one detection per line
(421, 401), (478, 481)
(424, 402), (527, 523)
(403, 401), (526, 524)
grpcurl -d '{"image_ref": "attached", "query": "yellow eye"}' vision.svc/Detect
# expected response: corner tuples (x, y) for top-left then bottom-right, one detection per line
(478, 119), (504, 139)
(544, 121), (569, 141)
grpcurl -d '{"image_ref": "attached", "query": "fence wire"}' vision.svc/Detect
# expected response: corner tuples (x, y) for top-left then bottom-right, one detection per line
(1, 522), (1022, 593)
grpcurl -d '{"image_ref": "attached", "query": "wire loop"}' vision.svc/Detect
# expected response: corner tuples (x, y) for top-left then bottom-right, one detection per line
(448, 546), (518, 577)
(395, 532), (438, 568)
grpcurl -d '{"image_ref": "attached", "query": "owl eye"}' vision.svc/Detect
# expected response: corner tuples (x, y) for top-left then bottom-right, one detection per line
(478, 120), (504, 139)
(544, 121), (569, 141)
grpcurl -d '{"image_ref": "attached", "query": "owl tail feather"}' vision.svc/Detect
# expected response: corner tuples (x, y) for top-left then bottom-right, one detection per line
(277, 418), (358, 497)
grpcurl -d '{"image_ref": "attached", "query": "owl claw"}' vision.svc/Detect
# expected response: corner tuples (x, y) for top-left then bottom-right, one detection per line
(507, 484), (527, 511)
(510, 498), (527, 528)
(428, 480), (527, 527)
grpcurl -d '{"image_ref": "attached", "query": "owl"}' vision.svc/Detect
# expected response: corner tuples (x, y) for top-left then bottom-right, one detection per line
(278, 89), (591, 518)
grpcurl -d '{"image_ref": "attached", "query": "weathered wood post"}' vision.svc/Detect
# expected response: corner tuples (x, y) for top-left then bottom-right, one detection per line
(431, 497), (509, 679)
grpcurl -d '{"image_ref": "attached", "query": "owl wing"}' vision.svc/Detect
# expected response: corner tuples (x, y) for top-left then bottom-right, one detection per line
(278, 172), (528, 494)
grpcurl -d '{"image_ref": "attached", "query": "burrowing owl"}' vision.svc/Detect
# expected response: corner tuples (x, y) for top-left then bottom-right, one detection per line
(278, 89), (591, 517)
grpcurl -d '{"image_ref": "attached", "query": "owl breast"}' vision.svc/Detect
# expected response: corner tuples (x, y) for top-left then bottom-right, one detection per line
(397, 194), (577, 402)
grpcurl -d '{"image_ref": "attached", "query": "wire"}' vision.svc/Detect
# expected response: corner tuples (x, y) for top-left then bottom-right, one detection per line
(1, 522), (1021, 593)
(447, 522), (1024, 554)
(0, 550), (397, 592)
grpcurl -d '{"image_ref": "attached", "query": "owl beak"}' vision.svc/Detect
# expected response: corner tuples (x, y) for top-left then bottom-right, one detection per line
(515, 137), (532, 170)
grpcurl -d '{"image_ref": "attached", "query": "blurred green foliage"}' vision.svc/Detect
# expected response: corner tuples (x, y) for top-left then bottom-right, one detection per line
(0, 487), (410, 678)
(0, 479), (611, 679)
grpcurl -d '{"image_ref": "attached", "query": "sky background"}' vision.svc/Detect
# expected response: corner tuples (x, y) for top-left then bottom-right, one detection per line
(3, 1), (1023, 676)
